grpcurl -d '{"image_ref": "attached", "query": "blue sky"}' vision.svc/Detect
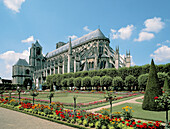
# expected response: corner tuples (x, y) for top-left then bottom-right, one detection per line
(0, 0), (170, 79)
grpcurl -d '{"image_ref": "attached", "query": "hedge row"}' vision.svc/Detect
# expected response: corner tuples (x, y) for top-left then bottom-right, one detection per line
(45, 63), (170, 91)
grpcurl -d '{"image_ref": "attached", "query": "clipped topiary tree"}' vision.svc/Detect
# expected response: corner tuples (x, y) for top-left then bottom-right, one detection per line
(112, 76), (123, 91)
(125, 75), (136, 91)
(91, 76), (100, 90)
(73, 77), (82, 90)
(46, 75), (53, 91)
(61, 79), (68, 90)
(67, 78), (74, 90)
(163, 77), (170, 94)
(142, 59), (162, 111)
(138, 73), (149, 91)
(100, 76), (112, 91)
(81, 76), (91, 91)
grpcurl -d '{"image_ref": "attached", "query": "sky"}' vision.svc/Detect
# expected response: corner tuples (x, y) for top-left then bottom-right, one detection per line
(0, 0), (170, 79)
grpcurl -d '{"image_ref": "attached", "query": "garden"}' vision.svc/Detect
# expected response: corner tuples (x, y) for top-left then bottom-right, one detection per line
(0, 60), (169, 129)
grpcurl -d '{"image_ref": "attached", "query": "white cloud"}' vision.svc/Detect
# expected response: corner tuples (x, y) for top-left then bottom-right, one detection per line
(157, 43), (161, 46)
(68, 35), (78, 40)
(0, 48), (29, 79)
(21, 36), (35, 43)
(3, 0), (25, 13)
(134, 32), (154, 42)
(165, 40), (170, 43)
(142, 17), (165, 33)
(83, 26), (92, 32)
(130, 56), (135, 66)
(111, 25), (134, 40)
(150, 45), (170, 63)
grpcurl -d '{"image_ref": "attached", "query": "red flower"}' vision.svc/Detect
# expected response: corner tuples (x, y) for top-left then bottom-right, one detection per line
(122, 121), (125, 124)
(138, 121), (141, 123)
(126, 123), (130, 126)
(132, 121), (136, 125)
(130, 125), (133, 127)
(154, 96), (158, 100)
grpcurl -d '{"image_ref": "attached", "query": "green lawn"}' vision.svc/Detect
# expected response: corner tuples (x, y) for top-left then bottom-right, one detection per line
(135, 98), (143, 103)
(10, 92), (123, 103)
(101, 103), (170, 122)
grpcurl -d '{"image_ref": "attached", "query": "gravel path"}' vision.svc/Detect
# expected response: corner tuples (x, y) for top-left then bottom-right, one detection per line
(87, 95), (143, 113)
(0, 107), (75, 129)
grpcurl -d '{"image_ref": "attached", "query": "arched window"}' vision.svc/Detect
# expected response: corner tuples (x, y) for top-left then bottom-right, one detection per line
(92, 62), (94, 68)
(25, 69), (29, 74)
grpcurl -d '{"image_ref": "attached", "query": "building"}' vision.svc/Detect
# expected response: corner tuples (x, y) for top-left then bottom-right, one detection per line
(12, 29), (131, 87)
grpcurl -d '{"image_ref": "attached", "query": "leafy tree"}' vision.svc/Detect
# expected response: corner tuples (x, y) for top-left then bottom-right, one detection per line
(52, 74), (62, 90)
(81, 76), (91, 90)
(125, 75), (136, 91)
(91, 76), (100, 90)
(112, 76), (123, 91)
(157, 72), (168, 87)
(61, 79), (68, 90)
(163, 77), (170, 94)
(46, 75), (53, 91)
(88, 70), (98, 77)
(73, 77), (82, 90)
(141, 64), (150, 74)
(118, 67), (129, 80)
(67, 78), (74, 90)
(80, 71), (88, 78)
(106, 68), (118, 78)
(138, 73), (149, 91)
(100, 76), (112, 91)
(142, 59), (162, 111)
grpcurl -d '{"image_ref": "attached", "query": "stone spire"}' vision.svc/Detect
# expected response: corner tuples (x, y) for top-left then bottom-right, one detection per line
(68, 38), (72, 55)
(126, 49), (131, 67)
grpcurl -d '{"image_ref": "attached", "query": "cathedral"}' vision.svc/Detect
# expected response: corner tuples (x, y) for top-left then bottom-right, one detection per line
(12, 29), (131, 87)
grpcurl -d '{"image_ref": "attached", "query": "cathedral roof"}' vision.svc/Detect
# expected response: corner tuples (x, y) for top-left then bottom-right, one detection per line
(46, 29), (108, 58)
(14, 59), (29, 66)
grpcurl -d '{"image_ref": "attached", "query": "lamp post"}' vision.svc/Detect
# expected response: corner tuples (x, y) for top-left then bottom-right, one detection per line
(30, 90), (39, 105)
(47, 92), (54, 106)
(105, 92), (116, 119)
(17, 87), (22, 104)
(73, 95), (78, 117)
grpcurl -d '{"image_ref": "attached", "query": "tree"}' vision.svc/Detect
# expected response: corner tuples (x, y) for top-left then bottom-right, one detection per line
(112, 76), (123, 91)
(163, 77), (170, 94)
(81, 76), (91, 90)
(100, 76), (112, 91)
(46, 75), (53, 91)
(91, 76), (100, 90)
(138, 73), (149, 91)
(142, 59), (162, 111)
(157, 72), (168, 87)
(67, 78), (74, 90)
(52, 74), (62, 90)
(125, 75), (136, 91)
(61, 79), (68, 90)
(73, 77), (82, 90)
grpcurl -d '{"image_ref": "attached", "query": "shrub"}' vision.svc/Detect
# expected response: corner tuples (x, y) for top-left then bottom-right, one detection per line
(80, 71), (88, 77)
(125, 75), (136, 91)
(138, 73), (149, 91)
(112, 76), (123, 91)
(46, 75), (53, 90)
(163, 77), (170, 94)
(81, 76), (91, 90)
(61, 79), (68, 90)
(73, 77), (82, 90)
(157, 72), (168, 87)
(142, 59), (162, 111)
(88, 70), (98, 77)
(100, 76), (112, 90)
(91, 76), (100, 90)
(52, 74), (62, 90)
(106, 68), (118, 78)
(67, 78), (74, 90)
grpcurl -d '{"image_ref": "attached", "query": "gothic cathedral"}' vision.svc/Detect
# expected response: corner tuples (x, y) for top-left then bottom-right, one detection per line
(12, 29), (131, 87)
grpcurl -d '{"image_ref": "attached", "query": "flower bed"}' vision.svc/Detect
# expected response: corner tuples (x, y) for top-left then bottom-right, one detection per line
(0, 98), (165, 129)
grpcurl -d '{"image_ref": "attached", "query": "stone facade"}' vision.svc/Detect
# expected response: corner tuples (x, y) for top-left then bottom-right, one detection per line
(12, 29), (131, 86)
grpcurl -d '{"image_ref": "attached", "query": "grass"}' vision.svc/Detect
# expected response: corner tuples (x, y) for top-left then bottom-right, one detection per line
(99, 102), (170, 122)
(135, 98), (143, 103)
(10, 92), (124, 103)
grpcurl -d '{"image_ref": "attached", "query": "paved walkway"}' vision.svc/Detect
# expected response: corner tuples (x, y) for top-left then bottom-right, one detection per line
(87, 95), (143, 113)
(0, 107), (75, 129)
